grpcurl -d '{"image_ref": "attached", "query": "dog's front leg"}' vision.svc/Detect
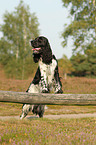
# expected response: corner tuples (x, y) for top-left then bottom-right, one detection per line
(20, 104), (33, 119)
(40, 76), (49, 93)
(20, 84), (45, 119)
(20, 67), (45, 119)
(20, 84), (39, 119)
(54, 66), (63, 94)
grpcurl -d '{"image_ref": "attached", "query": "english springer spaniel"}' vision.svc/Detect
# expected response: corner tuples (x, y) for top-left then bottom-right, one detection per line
(20, 36), (63, 119)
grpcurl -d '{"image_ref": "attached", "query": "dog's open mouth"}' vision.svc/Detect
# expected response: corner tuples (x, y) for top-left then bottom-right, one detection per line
(32, 47), (41, 54)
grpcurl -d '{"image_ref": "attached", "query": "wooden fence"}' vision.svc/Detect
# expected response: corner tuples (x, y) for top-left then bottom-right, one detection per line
(0, 91), (96, 105)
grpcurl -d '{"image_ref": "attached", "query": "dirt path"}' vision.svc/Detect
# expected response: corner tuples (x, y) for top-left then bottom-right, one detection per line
(0, 113), (96, 120)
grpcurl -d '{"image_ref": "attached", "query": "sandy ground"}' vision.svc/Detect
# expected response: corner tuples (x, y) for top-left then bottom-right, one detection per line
(0, 113), (96, 120)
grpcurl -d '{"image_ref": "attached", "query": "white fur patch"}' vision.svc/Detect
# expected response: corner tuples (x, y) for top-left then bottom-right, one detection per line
(28, 84), (40, 93)
(39, 59), (57, 87)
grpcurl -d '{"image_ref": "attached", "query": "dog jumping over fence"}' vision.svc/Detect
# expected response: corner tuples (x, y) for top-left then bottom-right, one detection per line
(20, 36), (63, 119)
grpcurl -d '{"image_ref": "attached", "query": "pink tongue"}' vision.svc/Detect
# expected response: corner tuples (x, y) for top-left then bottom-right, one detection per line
(32, 48), (41, 51)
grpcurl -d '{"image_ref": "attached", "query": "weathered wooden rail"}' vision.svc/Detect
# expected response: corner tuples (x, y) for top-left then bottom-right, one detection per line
(0, 91), (96, 105)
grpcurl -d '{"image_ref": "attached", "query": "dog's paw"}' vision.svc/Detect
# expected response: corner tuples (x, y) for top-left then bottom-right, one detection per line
(42, 88), (49, 93)
(20, 115), (24, 120)
(42, 89), (49, 93)
(55, 89), (63, 94)
(20, 113), (27, 119)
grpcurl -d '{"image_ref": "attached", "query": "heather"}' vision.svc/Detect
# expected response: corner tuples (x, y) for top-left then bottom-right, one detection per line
(0, 66), (96, 145)
(0, 67), (96, 94)
(0, 118), (96, 145)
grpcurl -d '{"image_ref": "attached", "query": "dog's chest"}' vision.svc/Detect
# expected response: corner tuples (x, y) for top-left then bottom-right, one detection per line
(39, 59), (57, 81)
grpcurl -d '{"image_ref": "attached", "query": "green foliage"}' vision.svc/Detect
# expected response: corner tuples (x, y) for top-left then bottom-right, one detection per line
(4, 57), (37, 79)
(70, 53), (89, 76)
(0, 0), (40, 79)
(70, 50), (96, 76)
(62, 0), (96, 76)
(62, 0), (96, 52)
(85, 43), (96, 75)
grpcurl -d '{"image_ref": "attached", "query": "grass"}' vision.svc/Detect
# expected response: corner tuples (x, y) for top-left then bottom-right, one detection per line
(0, 66), (96, 144)
(0, 118), (96, 145)
(0, 103), (96, 116)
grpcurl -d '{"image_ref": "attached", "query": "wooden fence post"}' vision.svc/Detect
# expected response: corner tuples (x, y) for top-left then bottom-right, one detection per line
(0, 91), (96, 105)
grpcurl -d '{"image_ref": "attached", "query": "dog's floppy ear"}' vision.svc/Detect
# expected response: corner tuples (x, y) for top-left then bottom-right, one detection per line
(33, 53), (41, 63)
(41, 38), (52, 64)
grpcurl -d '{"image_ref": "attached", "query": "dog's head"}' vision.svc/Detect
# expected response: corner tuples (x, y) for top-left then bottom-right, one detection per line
(30, 36), (52, 64)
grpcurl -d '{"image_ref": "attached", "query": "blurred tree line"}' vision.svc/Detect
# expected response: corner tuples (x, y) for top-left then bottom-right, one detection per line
(0, 0), (39, 79)
(61, 0), (96, 77)
(0, 0), (96, 79)
(58, 55), (74, 79)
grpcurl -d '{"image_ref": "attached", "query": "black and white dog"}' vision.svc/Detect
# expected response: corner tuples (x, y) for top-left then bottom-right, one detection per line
(20, 36), (63, 119)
